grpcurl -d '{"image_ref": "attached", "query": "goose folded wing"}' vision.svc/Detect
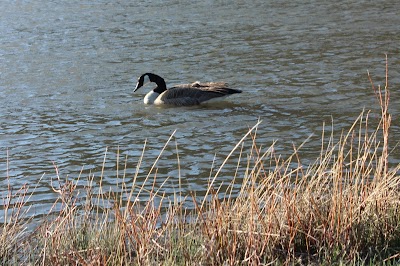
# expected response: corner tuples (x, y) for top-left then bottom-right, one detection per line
(171, 81), (229, 89)
(160, 87), (231, 106)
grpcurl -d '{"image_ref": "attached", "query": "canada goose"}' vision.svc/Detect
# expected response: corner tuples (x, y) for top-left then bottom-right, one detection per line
(133, 73), (242, 106)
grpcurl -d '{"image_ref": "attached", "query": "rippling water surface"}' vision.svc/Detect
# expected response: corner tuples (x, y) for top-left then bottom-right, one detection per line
(1, 0), (399, 219)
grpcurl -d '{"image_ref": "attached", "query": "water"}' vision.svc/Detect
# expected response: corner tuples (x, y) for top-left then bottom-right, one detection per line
(1, 0), (399, 220)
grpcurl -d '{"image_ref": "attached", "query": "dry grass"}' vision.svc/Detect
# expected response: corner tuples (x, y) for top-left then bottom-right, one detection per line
(1, 59), (399, 265)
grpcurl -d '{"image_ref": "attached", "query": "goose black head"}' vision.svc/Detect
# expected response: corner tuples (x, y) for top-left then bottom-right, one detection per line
(134, 74), (146, 92)
(134, 73), (167, 92)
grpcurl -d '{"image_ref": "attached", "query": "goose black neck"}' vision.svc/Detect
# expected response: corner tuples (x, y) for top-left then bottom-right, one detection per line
(145, 73), (167, 93)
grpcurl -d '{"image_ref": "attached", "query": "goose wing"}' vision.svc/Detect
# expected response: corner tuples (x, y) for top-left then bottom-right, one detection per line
(158, 86), (241, 106)
(172, 81), (229, 89)
(158, 87), (207, 106)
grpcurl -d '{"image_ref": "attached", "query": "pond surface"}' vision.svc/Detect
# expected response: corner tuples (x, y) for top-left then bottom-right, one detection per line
(1, 0), (399, 220)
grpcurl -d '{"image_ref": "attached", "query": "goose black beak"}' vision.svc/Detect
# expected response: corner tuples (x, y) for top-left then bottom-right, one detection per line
(134, 81), (143, 92)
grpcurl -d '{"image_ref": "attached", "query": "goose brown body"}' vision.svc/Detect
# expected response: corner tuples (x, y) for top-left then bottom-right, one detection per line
(134, 73), (241, 106)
